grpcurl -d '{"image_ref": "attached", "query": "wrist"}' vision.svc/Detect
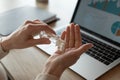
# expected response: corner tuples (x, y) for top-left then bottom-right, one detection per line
(1, 37), (12, 52)
(42, 62), (65, 79)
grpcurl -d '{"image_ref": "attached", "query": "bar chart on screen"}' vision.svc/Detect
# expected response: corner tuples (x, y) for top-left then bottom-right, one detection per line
(88, 0), (120, 16)
(111, 21), (120, 36)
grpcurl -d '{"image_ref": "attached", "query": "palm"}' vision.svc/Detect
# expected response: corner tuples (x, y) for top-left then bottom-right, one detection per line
(42, 23), (93, 79)
(47, 23), (93, 69)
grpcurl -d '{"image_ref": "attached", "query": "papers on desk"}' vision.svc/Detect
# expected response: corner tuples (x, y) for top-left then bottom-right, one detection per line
(0, 6), (57, 36)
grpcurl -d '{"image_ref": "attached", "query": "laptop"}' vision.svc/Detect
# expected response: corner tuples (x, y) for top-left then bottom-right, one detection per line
(37, 0), (120, 80)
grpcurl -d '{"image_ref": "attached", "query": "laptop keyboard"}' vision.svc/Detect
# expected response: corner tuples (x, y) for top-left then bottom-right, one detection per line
(81, 33), (120, 65)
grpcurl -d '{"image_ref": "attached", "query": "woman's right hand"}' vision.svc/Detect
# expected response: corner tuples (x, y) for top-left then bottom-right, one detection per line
(1, 20), (56, 52)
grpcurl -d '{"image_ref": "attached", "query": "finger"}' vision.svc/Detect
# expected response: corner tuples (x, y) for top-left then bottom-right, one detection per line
(37, 24), (56, 35)
(33, 19), (46, 24)
(65, 26), (70, 48)
(24, 20), (40, 25)
(33, 19), (41, 24)
(27, 38), (51, 46)
(69, 23), (75, 48)
(34, 19), (40, 22)
(74, 43), (93, 56)
(61, 31), (66, 40)
(75, 24), (82, 48)
(54, 50), (63, 55)
(27, 24), (56, 35)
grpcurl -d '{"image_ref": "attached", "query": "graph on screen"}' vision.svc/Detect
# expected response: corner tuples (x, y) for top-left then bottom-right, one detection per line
(88, 0), (120, 16)
(111, 22), (120, 36)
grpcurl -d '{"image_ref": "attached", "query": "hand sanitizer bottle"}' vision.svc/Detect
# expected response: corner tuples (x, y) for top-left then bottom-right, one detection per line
(39, 31), (65, 51)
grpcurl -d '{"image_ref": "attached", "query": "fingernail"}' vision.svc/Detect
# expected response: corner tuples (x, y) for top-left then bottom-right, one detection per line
(71, 23), (74, 25)
(89, 43), (94, 47)
(76, 24), (79, 26)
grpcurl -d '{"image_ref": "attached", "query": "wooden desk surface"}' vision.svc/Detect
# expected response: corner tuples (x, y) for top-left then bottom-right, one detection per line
(1, 0), (120, 80)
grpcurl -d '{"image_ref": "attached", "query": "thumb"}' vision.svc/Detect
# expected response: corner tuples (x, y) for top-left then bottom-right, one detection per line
(74, 43), (93, 56)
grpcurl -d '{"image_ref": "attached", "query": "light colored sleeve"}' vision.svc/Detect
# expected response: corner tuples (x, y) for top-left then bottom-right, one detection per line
(0, 37), (9, 59)
(0, 63), (7, 80)
(35, 74), (59, 80)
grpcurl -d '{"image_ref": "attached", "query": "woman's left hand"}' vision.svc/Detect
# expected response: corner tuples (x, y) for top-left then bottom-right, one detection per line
(41, 23), (93, 79)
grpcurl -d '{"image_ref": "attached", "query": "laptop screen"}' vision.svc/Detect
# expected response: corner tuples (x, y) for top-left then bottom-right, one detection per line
(72, 0), (120, 46)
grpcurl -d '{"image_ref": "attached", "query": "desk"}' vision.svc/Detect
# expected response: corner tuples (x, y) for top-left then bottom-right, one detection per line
(0, 0), (120, 80)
